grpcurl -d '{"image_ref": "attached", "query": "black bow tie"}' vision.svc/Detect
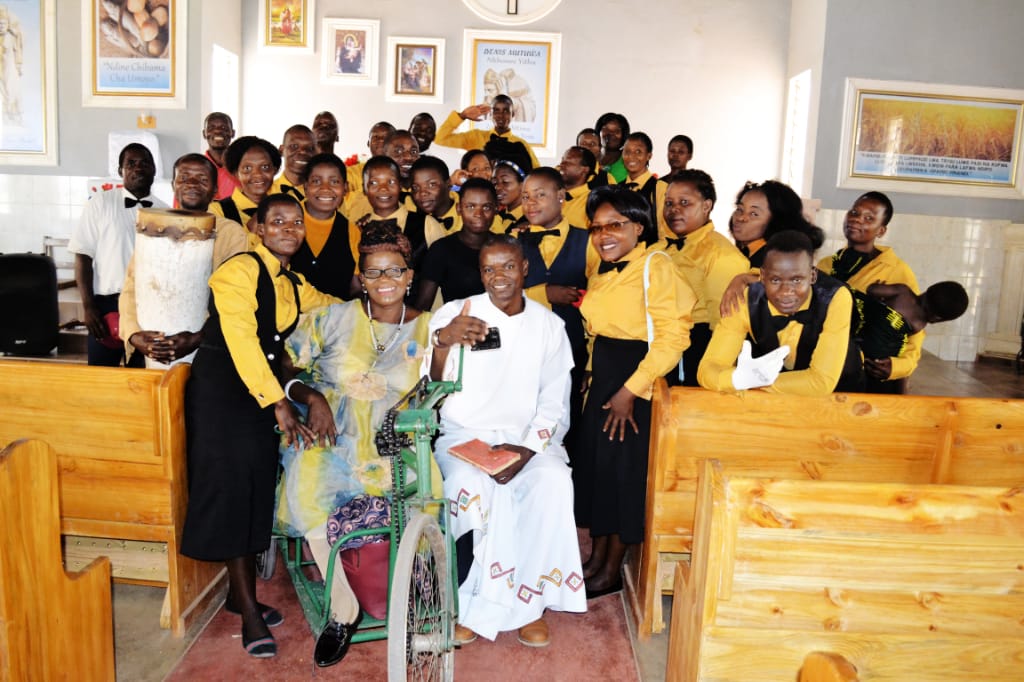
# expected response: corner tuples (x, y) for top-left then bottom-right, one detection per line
(519, 228), (561, 247)
(440, 216), (455, 230)
(665, 236), (686, 250)
(278, 267), (301, 287)
(623, 182), (639, 190)
(242, 207), (257, 217)
(770, 308), (813, 332)
(598, 260), (629, 274)
(125, 197), (153, 208)
(280, 184), (304, 200)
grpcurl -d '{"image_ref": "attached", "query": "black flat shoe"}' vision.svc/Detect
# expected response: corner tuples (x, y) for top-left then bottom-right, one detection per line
(585, 579), (623, 600)
(314, 619), (355, 668)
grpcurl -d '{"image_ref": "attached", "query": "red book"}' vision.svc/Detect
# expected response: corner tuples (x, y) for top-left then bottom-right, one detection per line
(447, 439), (521, 475)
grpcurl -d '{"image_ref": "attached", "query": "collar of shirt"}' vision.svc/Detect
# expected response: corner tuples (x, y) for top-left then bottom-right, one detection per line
(625, 169), (653, 189)
(766, 293), (813, 319)
(597, 243), (646, 274)
(372, 204), (410, 230)
(665, 220), (715, 253)
(229, 186), (260, 215)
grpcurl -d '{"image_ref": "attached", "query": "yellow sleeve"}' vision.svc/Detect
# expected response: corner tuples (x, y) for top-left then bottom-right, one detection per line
(656, 181), (672, 240)
(584, 237), (601, 279)
(697, 293), (752, 392)
(213, 219), (248, 267)
(816, 254), (833, 275)
(624, 256), (695, 399)
(209, 260), (285, 408)
(706, 247), (752, 329)
(768, 287), (853, 396)
(889, 329), (924, 379)
(524, 283), (551, 309)
(434, 110), (479, 151)
(523, 138), (540, 169)
(119, 254), (140, 354)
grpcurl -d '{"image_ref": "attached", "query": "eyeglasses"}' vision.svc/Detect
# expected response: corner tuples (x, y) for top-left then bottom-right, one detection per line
(362, 266), (409, 280)
(588, 220), (634, 234)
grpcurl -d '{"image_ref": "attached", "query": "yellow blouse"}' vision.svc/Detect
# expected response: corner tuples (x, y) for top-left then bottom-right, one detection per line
(581, 245), (696, 399)
(210, 242), (339, 407)
(697, 286), (854, 396)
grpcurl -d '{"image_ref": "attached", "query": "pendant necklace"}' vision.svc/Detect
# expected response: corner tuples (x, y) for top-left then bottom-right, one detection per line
(367, 299), (406, 355)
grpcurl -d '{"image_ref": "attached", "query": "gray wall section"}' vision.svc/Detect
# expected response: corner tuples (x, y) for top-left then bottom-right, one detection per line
(0, 0), (204, 178)
(813, 0), (1024, 221)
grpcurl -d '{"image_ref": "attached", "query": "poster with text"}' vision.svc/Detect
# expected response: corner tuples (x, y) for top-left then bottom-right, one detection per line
(89, 0), (177, 99)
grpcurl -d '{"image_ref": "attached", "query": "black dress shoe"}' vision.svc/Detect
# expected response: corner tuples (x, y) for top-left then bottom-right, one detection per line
(314, 619), (355, 668)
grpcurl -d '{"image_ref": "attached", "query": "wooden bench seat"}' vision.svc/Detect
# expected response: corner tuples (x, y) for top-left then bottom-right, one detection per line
(1, 439), (115, 680)
(666, 460), (1024, 681)
(0, 361), (226, 636)
(627, 383), (1024, 636)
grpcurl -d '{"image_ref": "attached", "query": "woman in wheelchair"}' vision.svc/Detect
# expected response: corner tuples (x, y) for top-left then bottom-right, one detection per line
(277, 220), (433, 667)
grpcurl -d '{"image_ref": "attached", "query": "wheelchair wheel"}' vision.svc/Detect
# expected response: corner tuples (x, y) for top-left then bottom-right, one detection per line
(387, 511), (454, 682)
(255, 541), (277, 580)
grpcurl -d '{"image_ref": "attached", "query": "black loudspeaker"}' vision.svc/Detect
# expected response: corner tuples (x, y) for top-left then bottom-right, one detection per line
(0, 253), (59, 355)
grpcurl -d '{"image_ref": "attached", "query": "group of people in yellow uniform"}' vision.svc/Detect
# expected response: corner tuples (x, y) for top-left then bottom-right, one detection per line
(102, 100), (970, 668)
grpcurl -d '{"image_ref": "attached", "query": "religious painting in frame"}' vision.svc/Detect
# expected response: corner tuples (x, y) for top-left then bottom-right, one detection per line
(81, 0), (187, 109)
(461, 28), (561, 158)
(385, 36), (444, 103)
(0, 0), (57, 165)
(258, 0), (314, 54)
(838, 78), (1024, 199)
(321, 17), (379, 86)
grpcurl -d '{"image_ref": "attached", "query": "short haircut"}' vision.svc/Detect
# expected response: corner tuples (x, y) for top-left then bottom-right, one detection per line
(459, 177), (497, 202)
(256, 192), (301, 224)
(362, 155), (400, 185)
(172, 153), (216, 182)
(857, 191), (894, 226)
(224, 136), (281, 175)
(481, 233), (524, 259)
(411, 155), (450, 183)
(923, 281), (969, 322)
(410, 112), (435, 125)
(282, 124), (313, 141)
(525, 166), (564, 191)
(669, 134), (693, 155)
(118, 142), (154, 169)
(594, 113), (631, 146)
(358, 219), (413, 268)
(668, 168), (717, 206)
(764, 229), (816, 261)
(576, 127), (598, 141)
(384, 129), (417, 149)
(492, 94), (514, 109)
(567, 145), (596, 174)
(371, 121), (396, 135)
(626, 131), (653, 154)
(203, 112), (233, 128)
(460, 148), (490, 171)
(735, 179), (824, 249)
(585, 185), (654, 238)
(302, 152), (348, 184)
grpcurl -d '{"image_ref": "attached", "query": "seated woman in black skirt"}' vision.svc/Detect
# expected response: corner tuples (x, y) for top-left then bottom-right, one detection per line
(575, 186), (695, 597)
(180, 193), (339, 658)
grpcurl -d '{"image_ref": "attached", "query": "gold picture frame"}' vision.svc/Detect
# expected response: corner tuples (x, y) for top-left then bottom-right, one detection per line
(258, 0), (314, 54)
(0, 0), (57, 165)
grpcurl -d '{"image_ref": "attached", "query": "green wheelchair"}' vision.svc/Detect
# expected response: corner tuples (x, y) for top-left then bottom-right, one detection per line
(258, 354), (463, 680)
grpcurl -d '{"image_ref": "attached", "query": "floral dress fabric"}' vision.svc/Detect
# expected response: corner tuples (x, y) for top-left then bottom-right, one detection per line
(275, 300), (432, 537)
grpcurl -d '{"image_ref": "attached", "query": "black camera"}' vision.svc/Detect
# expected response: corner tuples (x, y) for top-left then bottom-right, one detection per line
(471, 327), (501, 351)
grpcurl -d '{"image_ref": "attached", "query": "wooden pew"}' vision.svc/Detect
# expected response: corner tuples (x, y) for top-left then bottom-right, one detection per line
(0, 361), (226, 636)
(0, 439), (115, 681)
(628, 383), (1024, 636)
(666, 460), (1024, 681)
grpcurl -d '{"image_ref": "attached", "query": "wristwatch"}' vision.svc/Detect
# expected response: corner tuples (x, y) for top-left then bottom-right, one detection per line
(433, 327), (450, 349)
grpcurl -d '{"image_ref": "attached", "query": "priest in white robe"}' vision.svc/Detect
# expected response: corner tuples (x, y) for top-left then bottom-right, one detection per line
(424, 235), (586, 646)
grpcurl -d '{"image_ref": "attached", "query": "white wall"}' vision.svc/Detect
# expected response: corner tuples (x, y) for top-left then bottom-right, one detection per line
(238, 0), (792, 227)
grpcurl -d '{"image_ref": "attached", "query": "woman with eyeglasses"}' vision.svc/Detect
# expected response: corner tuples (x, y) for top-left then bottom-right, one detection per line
(274, 220), (433, 667)
(573, 186), (694, 598)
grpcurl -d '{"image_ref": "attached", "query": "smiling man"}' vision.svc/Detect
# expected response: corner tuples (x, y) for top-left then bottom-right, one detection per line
(69, 142), (166, 365)
(434, 94), (539, 169)
(272, 124), (316, 200)
(697, 230), (863, 395)
(119, 154), (248, 367)
(203, 112), (239, 200)
(312, 111), (339, 155)
(425, 234), (586, 648)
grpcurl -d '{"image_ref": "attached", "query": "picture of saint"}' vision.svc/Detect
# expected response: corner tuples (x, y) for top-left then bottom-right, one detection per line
(337, 31), (365, 74)
(268, 1), (305, 47)
(0, 4), (23, 125)
(397, 46), (434, 95)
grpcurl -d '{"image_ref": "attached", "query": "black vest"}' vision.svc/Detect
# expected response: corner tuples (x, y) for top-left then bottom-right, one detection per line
(290, 213), (356, 300)
(747, 272), (864, 393)
(519, 226), (589, 353)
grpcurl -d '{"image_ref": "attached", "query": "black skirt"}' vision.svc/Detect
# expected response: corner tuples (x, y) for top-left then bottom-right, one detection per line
(180, 344), (280, 561)
(573, 336), (651, 545)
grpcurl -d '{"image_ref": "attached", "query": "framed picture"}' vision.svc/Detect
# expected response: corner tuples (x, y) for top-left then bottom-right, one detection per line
(838, 78), (1024, 199)
(385, 36), (444, 103)
(321, 17), (379, 86)
(257, 0), (314, 54)
(81, 0), (187, 108)
(0, 0), (57, 165)
(461, 29), (561, 159)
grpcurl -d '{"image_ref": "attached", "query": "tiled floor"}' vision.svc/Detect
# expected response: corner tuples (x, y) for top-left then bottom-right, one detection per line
(108, 352), (1024, 681)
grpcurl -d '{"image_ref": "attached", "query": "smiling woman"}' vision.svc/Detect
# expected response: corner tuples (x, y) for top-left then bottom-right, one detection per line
(209, 136), (282, 230)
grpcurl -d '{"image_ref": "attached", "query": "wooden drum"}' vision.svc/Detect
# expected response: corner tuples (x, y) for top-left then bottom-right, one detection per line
(134, 208), (217, 368)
